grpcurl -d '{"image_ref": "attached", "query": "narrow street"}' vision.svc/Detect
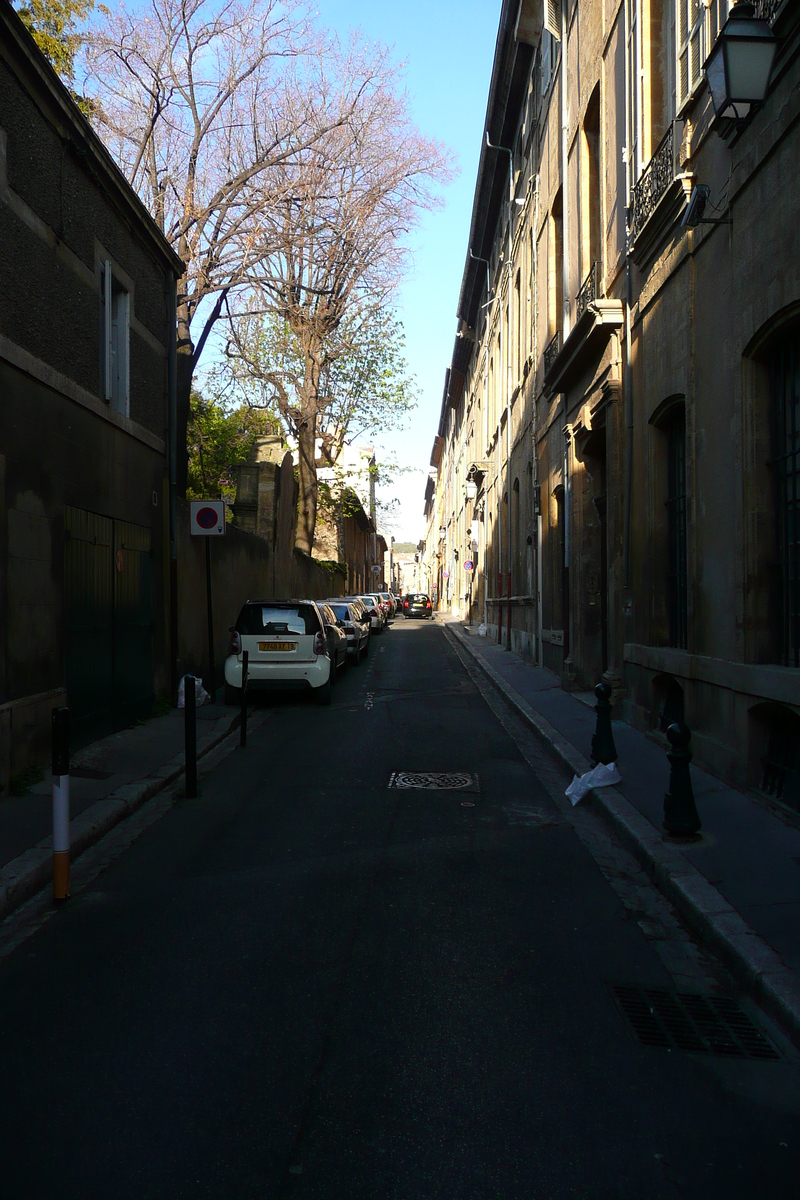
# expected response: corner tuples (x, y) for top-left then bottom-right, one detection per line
(1, 620), (798, 1198)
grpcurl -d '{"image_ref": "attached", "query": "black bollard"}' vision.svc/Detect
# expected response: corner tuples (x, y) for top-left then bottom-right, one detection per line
(591, 681), (618, 765)
(184, 674), (197, 798)
(663, 722), (701, 838)
(239, 650), (249, 749)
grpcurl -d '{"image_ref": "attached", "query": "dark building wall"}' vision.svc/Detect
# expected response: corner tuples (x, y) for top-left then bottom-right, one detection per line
(0, 360), (167, 705)
(0, 53), (171, 439)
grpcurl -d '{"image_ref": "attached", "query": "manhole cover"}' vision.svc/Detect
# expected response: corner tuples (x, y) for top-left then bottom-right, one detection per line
(388, 772), (478, 791)
(611, 985), (780, 1059)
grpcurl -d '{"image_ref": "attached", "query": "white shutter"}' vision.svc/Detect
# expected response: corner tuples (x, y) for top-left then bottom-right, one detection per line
(708, 0), (730, 47)
(677, 0), (706, 109)
(543, 0), (562, 41)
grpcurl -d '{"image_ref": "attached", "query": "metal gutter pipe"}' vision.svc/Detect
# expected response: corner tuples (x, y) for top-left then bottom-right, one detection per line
(167, 272), (178, 693)
(622, 0), (634, 588)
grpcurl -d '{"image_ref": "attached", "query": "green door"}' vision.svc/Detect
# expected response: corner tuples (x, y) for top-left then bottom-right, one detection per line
(64, 507), (154, 747)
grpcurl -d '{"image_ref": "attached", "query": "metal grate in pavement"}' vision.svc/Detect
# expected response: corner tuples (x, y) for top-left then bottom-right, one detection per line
(388, 772), (478, 791)
(611, 985), (780, 1059)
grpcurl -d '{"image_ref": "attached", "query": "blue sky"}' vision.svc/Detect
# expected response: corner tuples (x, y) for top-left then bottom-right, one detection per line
(315, 1), (498, 542)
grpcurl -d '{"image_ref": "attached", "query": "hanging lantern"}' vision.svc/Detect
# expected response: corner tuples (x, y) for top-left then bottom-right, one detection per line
(704, 2), (778, 122)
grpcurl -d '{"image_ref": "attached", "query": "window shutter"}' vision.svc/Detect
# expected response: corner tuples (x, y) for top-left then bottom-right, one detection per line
(677, 0), (707, 108)
(103, 260), (112, 402)
(543, 0), (562, 41)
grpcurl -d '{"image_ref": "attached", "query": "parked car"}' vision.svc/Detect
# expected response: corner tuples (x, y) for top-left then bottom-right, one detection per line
(358, 594), (384, 632)
(323, 599), (369, 662)
(225, 599), (333, 706)
(404, 592), (433, 619)
(378, 591), (395, 618)
(320, 604), (349, 680)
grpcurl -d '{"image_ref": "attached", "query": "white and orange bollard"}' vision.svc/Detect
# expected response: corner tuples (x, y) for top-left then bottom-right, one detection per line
(52, 706), (70, 901)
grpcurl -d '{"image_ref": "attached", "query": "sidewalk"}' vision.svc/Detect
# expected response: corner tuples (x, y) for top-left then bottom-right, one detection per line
(0, 701), (251, 923)
(442, 618), (800, 1045)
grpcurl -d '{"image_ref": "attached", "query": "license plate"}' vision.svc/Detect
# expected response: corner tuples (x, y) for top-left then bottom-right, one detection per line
(259, 641), (296, 652)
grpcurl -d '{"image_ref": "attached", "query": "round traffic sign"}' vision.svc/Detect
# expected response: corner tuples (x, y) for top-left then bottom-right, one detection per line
(196, 506), (219, 529)
(464, 559), (474, 572)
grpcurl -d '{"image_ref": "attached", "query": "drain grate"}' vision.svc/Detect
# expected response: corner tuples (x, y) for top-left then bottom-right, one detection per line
(388, 772), (478, 791)
(611, 985), (780, 1059)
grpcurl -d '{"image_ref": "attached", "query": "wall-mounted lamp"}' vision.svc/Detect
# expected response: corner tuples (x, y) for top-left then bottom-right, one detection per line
(465, 480), (478, 500)
(704, 2), (778, 124)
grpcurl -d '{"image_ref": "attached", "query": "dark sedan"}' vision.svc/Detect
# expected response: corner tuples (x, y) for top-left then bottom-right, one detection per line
(403, 592), (433, 619)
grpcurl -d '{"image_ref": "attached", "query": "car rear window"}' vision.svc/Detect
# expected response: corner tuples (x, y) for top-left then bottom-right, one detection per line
(237, 604), (321, 635)
(411, 594), (429, 602)
(329, 604), (350, 620)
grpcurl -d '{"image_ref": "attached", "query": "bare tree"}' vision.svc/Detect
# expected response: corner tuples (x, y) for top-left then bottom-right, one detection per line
(83, 0), (335, 492)
(222, 35), (454, 551)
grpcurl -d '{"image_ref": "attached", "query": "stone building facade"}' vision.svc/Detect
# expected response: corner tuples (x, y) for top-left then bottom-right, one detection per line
(425, 0), (799, 802)
(0, 5), (183, 777)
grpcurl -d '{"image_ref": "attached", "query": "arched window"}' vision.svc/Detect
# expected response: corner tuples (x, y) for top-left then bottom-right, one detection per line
(649, 396), (687, 649)
(512, 478), (521, 593)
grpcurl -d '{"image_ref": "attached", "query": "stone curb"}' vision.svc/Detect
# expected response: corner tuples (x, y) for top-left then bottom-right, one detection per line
(443, 621), (800, 1049)
(0, 706), (257, 925)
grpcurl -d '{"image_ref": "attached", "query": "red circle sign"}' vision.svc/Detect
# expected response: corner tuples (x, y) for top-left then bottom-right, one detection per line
(197, 506), (219, 529)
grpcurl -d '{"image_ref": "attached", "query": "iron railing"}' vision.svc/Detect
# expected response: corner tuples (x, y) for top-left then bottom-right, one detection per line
(544, 329), (561, 375)
(576, 262), (600, 322)
(629, 123), (675, 244)
(755, 0), (783, 22)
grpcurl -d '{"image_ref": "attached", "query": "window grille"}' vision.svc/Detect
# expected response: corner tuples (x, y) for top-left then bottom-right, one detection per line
(770, 326), (800, 667)
(666, 407), (688, 649)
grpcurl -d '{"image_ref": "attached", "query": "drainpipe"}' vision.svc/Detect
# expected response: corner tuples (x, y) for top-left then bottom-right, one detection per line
(167, 272), (178, 695)
(485, 131), (514, 649)
(532, 173), (544, 667)
(560, 6), (572, 672)
(623, 0), (634, 589)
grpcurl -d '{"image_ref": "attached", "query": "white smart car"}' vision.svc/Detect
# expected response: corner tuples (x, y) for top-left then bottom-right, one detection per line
(224, 599), (332, 706)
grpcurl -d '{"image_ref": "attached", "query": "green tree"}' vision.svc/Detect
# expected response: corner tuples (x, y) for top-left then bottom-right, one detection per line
(186, 391), (280, 505)
(15, 0), (97, 112)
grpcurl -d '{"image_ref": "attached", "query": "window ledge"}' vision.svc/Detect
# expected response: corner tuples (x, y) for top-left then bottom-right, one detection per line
(624, 644), (800, 705)
(543, 300), (624, 397)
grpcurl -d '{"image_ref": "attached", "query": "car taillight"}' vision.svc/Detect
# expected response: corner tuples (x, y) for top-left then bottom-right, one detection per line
(313, 631), (326, 656)
(228, 631), (241, 654)
(404, 600), (408, 608)
(426, 601), (432, 609)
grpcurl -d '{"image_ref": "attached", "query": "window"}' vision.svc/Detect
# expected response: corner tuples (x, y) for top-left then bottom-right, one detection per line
(515, 270), (522, 382)
(582, 85), (601, 278)
(666, 407), (688, 649)
(677, 0), (730, 110)
(770, 325), (800, 667)
(550, 190), (564, 338)
(101, 261), (130, 416)
(627, 0), (642, 179)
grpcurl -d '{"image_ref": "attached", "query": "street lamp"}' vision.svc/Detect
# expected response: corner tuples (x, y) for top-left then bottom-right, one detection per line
(465, 479), (478, 500)
(704, 2), (778, 123)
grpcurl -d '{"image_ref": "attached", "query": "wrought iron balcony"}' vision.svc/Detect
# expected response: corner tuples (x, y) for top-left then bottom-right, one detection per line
(575, 262), (600, 323)
(629, 123), (675, 245)
(755, 0), (782, 21)
(544, 329), (562, 376)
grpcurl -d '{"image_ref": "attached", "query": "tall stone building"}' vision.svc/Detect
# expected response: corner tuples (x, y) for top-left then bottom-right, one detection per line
(427, 0), (799, 802)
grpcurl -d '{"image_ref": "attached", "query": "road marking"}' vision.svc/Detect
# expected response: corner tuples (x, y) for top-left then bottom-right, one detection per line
(365, 693), (373, 709)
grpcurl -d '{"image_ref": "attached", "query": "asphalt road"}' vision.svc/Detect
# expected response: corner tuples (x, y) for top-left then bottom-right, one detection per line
(1, 619), (799, 1198)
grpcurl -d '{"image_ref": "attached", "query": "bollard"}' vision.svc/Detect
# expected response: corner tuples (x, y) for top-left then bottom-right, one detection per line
(663, 722), (701, 838)
(185, 674), (197, 798)
(591, 681), (618, 765)
(52, 706), (70, 901)
(239, 650), (249, 749)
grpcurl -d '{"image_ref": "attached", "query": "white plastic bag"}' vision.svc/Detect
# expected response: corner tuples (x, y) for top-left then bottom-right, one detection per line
(477, 623), (487, 637)
(565, 761), (622, 805)
(177, 674), (211, 709)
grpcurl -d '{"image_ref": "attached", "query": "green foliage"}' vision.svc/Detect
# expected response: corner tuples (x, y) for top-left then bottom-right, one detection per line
(227, 303), (419, 467)
(186, 390), (281, 506)
(15, 0), (100, 115)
